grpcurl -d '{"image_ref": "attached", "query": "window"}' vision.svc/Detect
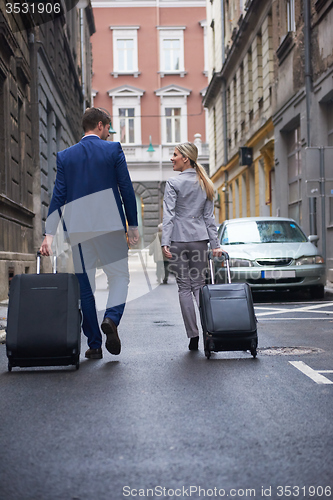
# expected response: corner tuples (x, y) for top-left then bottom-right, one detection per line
(233, 76), (237, 144)
(239, 63), (245, 129)
(119, 108), (135, 144)
(108, 85), (144, 145)
(163, 39), (180, 71)
(200, 20), (208, 76)
(158, 28), (186, 77)
(213, 106), (217, 163)
(155, 85), (190, 145)
(277, 1), (295, 62)
(286, 0), (295, 32)
(210, 19), (216, 71)
(328, 102), (333, 146)
(287, 126), (302, 224)
(111, 27), (139, 77)
(327, 102), (333, 224)
(117, 39), (134, 72)
(247, 49), (253, 113)
(166, 108), (181, 144)
(256, 32), (263, 101)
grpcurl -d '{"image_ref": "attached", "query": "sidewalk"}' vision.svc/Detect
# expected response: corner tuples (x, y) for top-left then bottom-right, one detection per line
(0, 299), (8, 344)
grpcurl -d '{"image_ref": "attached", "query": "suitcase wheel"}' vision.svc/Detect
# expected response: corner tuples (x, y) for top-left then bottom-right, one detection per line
(250, 339), (257, 358)
(75, 361), (80, 370)
(8, 362), (12, 372)
(204, 337), (214, 359)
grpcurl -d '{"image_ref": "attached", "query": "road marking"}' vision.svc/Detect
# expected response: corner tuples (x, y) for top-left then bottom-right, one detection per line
(259, 317), (333, 321)
(289, 361), (333, 384)
(255, 301), (333, 319)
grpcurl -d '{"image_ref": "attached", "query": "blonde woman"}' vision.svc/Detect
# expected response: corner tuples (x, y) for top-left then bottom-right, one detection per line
(162, 142), (223, 350)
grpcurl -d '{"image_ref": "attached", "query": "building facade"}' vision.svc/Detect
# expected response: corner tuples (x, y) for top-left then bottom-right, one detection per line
(272, 0), (333, 281)
(0, 0), (95, 299)
(91, 0), (208, 246)
(203, 0), (275, 225)
(204, 0), (333, 283)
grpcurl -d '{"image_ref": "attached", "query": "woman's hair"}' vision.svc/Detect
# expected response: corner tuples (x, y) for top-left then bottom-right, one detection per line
(176, 142), (215, 201)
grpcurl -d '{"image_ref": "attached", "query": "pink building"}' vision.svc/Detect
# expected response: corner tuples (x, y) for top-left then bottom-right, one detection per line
(91, 0), (208, 245)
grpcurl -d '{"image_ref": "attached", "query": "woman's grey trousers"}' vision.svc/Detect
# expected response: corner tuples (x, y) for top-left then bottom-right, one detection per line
(169, 240), (208, 338)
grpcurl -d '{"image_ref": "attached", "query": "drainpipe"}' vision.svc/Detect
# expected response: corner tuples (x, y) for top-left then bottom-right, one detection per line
(304, 0), (311, 147)
(80, 8), (86, 112)
(304, 0), (316, 235)
(222, 80), (229, 219)
(221, 0), (229, 219)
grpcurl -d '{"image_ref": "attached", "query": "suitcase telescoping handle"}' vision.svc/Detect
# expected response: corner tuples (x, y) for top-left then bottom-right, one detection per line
(208, 250), (231, 285)
(36, 251), (57, 274)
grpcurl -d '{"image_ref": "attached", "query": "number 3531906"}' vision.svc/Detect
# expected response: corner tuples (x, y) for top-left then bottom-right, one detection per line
(276, 486), (331, 497)
(6, 3), (61, 14)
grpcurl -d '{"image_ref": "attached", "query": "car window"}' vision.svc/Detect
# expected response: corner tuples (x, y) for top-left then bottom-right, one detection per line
(221, 221), (307, 244)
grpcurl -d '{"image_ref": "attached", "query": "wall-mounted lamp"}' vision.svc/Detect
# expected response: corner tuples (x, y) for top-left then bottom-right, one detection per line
(109, 121), (116, 134)
(147, 135), (155, 153)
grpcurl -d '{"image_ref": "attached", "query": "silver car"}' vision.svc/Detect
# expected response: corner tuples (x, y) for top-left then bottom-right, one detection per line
(215, 217), (326, 299)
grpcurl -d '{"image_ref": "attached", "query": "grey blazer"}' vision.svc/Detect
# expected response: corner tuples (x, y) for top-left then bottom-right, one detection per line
(161, 168), (220, 249)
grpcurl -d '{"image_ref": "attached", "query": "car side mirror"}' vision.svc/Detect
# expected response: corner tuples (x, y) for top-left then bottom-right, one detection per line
(308, 234), (319, 244)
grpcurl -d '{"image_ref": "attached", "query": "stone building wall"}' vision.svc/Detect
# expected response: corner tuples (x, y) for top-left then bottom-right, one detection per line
(0, 1), (95, 299)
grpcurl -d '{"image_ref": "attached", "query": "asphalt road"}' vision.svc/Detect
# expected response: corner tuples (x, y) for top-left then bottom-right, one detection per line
(0, 265), (333, 500)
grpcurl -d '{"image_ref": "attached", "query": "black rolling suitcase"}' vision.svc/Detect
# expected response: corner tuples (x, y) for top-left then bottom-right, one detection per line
(6, 252), (81, 371)
(199, 251), (258, 359)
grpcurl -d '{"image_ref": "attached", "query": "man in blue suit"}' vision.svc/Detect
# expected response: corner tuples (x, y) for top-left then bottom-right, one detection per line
(40, 107), (139, 359)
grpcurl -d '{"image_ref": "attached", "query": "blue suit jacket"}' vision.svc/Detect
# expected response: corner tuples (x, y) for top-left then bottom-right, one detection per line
(46, 136), (138, 236)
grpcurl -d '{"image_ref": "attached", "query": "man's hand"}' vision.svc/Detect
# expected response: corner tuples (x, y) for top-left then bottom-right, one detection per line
(40, 235), (54, 256)
(127, 228), (140, 247)
(162, 245), (172, 260)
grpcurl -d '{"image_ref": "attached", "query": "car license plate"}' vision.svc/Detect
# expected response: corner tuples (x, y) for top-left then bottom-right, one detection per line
(261, 270), (296, 279)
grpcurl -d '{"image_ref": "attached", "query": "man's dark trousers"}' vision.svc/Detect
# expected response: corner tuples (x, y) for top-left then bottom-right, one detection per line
(73, 231), (130, 349)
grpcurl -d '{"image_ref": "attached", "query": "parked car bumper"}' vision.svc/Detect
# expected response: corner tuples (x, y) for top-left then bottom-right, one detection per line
(214, 262), (326, 290)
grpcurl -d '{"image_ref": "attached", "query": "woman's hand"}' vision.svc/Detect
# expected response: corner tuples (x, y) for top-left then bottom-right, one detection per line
(162, 246), (172, 259)
(212, 247), (224, 257)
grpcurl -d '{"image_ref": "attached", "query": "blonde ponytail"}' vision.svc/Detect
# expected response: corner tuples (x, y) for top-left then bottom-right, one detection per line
(176, 142), (215, 201)
(193, 162), (215, 201)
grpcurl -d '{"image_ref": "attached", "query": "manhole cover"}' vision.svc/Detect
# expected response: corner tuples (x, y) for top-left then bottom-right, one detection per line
(258, 346), (324, 356)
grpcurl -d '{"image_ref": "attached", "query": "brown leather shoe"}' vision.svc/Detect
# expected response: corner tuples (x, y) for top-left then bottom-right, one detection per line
(101, 317), (121, 355)
(85, 348), (103, 359)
